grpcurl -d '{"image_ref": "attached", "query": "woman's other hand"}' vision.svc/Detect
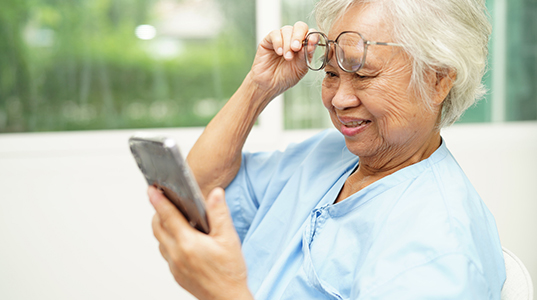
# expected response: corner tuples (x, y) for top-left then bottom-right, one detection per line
(149, 186), (253, 300)
(249, 21), (311, 98)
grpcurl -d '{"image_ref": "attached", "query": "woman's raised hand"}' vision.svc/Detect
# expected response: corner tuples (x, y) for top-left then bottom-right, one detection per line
(184, 22), (314, 204)
(249, 21), (311, 98)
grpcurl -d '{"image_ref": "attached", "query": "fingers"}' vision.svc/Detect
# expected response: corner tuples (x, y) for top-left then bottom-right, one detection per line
(152, 213), (175, 246)
(280, 25), (294, 60)
(148, 186), (251, 300)
(148, 186), (190, 236)
(205, 187), (236, 239)
(264, 21), (310, 61)
(290, 21), (309, 52)
(159, 243), (171, 262)
(266, 26), (285, 55)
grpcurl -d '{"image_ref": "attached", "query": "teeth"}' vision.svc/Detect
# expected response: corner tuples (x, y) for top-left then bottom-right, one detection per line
(345, 120), (367, 127)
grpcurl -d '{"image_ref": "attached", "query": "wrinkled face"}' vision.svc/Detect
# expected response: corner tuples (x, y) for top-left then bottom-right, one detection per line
(322, 3), (442, 161)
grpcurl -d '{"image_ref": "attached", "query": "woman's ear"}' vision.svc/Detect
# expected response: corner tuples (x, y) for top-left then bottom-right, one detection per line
(433, 68), (457, 105)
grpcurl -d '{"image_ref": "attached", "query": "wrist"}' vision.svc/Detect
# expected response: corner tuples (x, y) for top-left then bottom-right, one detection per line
(241, 71), (280, 108)
(230, 286), (255, 300)
(211, 281), (253, 300)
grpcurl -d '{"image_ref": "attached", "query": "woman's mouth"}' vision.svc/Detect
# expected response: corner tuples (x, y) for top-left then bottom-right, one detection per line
(343, 120), (371, 127)
(338, 118), (371, 136)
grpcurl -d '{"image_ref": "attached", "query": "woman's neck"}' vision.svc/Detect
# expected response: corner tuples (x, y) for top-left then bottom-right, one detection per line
(335, 132), (442, 204)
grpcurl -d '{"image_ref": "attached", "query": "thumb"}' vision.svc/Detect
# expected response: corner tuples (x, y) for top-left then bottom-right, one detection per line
(148, 185), (185, 233)
(206, 187), (236, 238)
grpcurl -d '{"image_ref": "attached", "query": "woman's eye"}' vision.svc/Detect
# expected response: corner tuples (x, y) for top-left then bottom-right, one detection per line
(356, 74), (369, 79)
(325, 71), (337, 78)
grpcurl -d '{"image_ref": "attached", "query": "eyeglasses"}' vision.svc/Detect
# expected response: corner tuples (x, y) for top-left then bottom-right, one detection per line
(302, 31), (403, 73)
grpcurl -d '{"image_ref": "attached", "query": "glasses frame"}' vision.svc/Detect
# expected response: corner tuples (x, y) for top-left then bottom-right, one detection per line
(302, 31), (403, 73)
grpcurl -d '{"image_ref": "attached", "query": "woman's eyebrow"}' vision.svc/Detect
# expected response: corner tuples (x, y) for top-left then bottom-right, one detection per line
(359, 63), (377, 72)
(360, 55), (383, 71)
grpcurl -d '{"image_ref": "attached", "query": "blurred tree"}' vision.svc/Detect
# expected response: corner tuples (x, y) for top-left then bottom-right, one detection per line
(0, 0), (256, 132)
(0, 0), (33, 131)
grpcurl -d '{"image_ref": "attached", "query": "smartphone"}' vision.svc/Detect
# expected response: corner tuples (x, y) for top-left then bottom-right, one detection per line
(129, 134), (210, 234)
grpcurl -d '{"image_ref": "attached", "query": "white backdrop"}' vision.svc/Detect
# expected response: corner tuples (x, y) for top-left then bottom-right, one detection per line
(1, 122), (536, 299)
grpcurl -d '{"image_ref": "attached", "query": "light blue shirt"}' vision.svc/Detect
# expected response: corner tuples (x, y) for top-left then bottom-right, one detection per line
(225, 129), (506, 300)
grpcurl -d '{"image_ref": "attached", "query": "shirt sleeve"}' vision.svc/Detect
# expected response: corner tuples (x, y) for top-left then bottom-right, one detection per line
(225, 150), (286, 242)
(225, 130), (341, 243)
(356, 253), (496, 300)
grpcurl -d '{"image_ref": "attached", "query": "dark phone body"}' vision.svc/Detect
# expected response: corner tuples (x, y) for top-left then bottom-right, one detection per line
(129, 135), (210, 234)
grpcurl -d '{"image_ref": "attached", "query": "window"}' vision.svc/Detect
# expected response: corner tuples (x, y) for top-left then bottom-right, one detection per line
(0, 0), (535, 133)
(458, 0), (537, 123)
(504, 0), (537, 121)
(0, 0), (255, 132)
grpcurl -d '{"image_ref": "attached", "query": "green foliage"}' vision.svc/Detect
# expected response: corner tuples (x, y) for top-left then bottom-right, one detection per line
(0, 0), (33, 131)
(0, 0), (255, 132)
(506, 0), (537, 121)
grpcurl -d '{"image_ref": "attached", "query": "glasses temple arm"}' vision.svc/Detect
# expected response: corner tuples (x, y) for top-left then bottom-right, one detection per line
(367, 41), (403, 47)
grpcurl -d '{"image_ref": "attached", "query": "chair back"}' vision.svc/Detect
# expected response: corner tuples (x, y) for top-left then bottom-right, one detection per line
(501, 247), (534, 300)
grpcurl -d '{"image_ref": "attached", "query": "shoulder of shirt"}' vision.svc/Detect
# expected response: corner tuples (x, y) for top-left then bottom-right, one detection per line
(284, 129), (345, 151)
(244, 129), (350, 163)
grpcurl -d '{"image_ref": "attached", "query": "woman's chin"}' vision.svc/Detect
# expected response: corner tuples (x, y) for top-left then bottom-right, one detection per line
(343, 138), (375, 158)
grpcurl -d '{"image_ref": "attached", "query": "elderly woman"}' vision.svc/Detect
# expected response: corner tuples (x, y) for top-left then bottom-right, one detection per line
(148, 0), (506, 299)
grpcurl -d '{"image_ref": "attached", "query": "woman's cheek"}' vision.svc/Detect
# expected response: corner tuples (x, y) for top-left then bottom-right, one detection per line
(367, 79), (409, 117)
(321, 87), (336, 109)
(366, 91), (415, 141)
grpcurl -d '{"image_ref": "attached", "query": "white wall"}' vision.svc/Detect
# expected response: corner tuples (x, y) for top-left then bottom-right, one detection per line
(0, 122), (536, 299)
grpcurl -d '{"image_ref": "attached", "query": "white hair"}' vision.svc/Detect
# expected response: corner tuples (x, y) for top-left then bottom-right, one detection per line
(314, 0), (492, 128)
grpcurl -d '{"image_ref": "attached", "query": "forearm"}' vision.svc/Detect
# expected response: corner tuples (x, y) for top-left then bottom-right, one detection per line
(187, 21), (310, 197)
(187, 72), (278, 197)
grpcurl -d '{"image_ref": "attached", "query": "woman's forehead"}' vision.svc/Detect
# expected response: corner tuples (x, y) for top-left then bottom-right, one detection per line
(328, 2), (391, 41)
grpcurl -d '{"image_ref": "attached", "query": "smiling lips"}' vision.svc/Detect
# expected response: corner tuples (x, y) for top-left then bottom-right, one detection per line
(338, 117), (371, 136)
(343, 120), (370, 127)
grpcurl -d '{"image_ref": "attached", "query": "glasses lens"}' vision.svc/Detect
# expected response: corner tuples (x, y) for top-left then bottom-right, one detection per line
(336, 32), (365, 72)
(304, 33), (328, 70)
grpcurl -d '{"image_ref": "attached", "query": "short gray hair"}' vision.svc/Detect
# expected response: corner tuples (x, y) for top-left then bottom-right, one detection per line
(314, 0), (492, 128)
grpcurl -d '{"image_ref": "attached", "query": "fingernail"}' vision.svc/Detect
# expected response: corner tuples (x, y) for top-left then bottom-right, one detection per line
(149, 192), (158, 206)
(148, 186), (161, 205)
(285, 51), (293, 59)
(277, 47), (283, 55)
(292, 40), (300, 49)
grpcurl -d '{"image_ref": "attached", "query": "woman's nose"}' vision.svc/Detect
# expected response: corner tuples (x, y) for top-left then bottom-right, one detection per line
(331, 80), (360, 110)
